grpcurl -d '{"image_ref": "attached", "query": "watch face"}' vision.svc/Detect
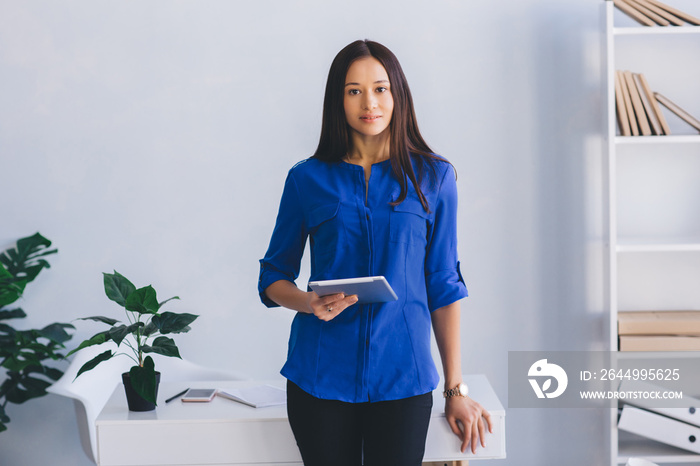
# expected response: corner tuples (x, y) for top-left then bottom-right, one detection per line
(459, 383), (468, 396)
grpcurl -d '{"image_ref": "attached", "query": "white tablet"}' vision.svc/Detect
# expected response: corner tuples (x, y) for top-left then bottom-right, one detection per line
(308, 276), (398, 304)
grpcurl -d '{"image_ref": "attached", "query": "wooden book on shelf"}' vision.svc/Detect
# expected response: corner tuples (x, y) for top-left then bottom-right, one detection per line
(633, 0), (685, 25)
(619, 335), (700, 351)
(633, 74), (661, 135)
(655, 93), (700, 132)
(618, 70), (639, 136)
(613, 0), (655, 26)
(625, 0), (671, 26)
(624, 70), (652, 136)
(614, 71), (632, 136)
(636, 73), (670, 135)
(645, 0), (700, 25)
(618, 310), (700, 335)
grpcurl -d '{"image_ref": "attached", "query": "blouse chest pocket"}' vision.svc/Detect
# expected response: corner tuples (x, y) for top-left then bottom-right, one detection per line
(389, 196), (431, 245)
(307, 202), (344, 256)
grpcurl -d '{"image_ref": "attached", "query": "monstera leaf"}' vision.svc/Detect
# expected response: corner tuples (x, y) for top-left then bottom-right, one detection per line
(0, 233), (72, 433)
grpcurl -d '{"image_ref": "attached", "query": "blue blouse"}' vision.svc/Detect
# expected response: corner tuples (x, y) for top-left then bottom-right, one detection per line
(258, 156), (468, 403)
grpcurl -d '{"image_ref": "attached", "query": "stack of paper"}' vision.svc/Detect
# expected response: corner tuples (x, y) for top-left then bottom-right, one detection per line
(618, 311), (700, 351)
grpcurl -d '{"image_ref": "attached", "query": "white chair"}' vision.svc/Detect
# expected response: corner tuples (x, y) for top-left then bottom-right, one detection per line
(48, 343), (247, 464)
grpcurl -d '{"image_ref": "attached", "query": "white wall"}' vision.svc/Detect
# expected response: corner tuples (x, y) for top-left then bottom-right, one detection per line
(0, 1), (608, 464)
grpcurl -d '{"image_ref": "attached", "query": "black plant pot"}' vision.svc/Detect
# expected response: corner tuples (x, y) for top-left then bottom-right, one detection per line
(121, 371), (161, 412)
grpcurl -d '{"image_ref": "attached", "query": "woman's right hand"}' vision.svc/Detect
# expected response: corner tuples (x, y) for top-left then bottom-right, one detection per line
(306, 291), (358, 321)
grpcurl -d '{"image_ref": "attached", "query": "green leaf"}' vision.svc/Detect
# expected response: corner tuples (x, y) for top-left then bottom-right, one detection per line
(2, 357), (25, 372)
(66, 332), (110, 357)
(129, 355), (157, 405)
(21, 262), (49, 284)
(151, 312), (198, 334)
(16, 232), (51, 256)
(142, 321), (158, 336)
(0, 264), (23, 307)
(108, 322), (143, 346)
(1, 371), (51, 404)
(142, 336), (181, 358)
(103, 271), (136, 307)
(25, 249), (58, 260)
(0, 273), (25, 307)
(1, 233), (56, 283)
(76, 315), (120, 326)
(157, 296), (180, 309)
(107, 325), (129, 346)
(0, 334), (15, 350)
(125, 285), (159, 314)
(37, 322), (74, 344)
(4, 384), (32, 404)
(42, 367), (65, 381)
(74, 350), (114, 379)
(21, 376), (51, 393)
(0, 308), (26, 321)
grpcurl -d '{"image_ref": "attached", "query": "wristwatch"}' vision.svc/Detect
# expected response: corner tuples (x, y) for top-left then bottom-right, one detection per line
(443, 382), (469, 398)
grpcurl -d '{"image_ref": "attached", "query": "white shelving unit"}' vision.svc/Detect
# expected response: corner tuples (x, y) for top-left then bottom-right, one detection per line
(603, 1), (700, 464)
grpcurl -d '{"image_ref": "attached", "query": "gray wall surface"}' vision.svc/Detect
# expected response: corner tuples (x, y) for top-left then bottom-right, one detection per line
(1, 1), (610, 464)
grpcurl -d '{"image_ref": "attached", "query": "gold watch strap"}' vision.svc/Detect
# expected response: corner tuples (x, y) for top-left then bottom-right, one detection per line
(443, 384), (462, 398)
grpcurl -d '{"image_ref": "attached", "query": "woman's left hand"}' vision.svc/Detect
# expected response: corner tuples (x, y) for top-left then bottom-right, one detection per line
(444, 395), (493, 454)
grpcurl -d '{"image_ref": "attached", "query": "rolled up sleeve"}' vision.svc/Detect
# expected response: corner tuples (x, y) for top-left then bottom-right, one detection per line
(258, 171), (307, 307)
(424, 164), (468, 312)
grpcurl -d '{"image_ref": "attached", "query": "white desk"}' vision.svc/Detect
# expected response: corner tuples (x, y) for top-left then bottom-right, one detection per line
(96, 374), (505, 465)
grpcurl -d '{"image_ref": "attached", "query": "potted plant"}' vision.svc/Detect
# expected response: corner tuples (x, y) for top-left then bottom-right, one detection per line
(0, 233), (74, 432)
(69, 271), (197, 411)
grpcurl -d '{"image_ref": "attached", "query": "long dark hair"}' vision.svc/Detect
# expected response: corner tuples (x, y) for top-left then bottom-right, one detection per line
(312, 39), (441, 211)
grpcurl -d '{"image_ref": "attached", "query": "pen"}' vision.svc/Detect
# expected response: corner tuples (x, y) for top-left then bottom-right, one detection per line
(165, 388), (189, 403)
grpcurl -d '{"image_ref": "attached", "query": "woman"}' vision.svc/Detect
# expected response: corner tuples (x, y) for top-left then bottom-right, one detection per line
(258, 39), (491, 466)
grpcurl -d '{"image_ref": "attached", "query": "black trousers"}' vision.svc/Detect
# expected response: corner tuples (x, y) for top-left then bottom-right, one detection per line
(286, 380), (433, 466)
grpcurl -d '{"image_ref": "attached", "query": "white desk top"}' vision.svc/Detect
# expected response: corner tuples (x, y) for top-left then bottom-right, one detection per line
(98, 373), (504, 423)
(96, 374), (505, 465)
